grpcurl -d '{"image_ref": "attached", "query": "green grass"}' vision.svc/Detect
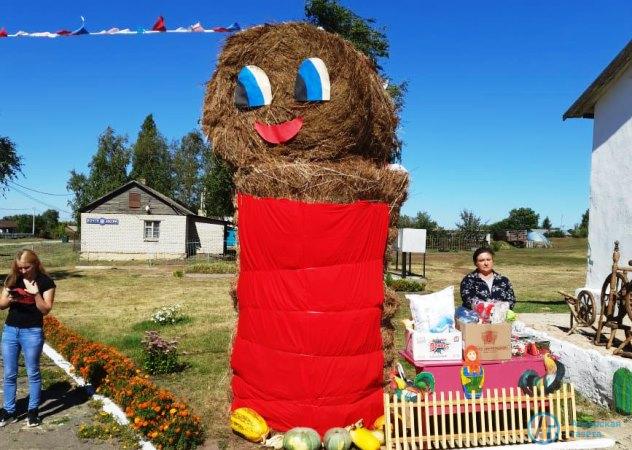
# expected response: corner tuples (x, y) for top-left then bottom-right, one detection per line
(0, 236), (591, 445)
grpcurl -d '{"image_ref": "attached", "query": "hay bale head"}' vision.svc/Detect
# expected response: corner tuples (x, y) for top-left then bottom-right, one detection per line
(202, 22), (397, 167)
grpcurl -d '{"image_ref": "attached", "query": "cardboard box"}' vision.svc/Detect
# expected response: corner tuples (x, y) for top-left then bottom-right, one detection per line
(405, 329), (462, 361)
(456, 321), (511, 361)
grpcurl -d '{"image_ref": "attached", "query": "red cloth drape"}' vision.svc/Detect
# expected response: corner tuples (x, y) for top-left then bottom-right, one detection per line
(231, 194), (389, 434)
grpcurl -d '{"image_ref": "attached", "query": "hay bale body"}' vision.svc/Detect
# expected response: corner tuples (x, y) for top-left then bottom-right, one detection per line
(203, 22), (409, 426)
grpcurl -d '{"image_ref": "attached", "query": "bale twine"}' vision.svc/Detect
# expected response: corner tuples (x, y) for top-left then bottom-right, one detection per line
(202, 22), (397, 167)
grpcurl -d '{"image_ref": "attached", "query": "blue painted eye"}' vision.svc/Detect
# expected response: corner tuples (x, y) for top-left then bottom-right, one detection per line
(235, 65), (272, 108)
(295, 58), (330, 102)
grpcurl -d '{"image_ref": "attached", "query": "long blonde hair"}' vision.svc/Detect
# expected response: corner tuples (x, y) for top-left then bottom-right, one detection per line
(4, 249), (47, 288)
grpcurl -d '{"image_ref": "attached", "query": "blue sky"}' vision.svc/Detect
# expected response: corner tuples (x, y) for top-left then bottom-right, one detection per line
(1, 1), (631, 227)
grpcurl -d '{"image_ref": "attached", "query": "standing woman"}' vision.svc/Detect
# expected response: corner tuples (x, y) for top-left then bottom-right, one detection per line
(0, 250), (55, 427)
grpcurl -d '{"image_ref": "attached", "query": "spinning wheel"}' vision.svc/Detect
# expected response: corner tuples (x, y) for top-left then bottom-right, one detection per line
(594, 241), (632, 356)
(576, 290), (596, 326)
(600, 272), (628, 324)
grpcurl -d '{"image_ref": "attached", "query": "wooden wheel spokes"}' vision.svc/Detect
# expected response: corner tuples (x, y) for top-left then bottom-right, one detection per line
(600, 272), (628, 323)
(576, 290), (596, 326)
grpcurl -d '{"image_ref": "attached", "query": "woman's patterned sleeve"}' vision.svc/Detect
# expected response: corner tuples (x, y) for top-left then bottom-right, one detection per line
(460, 276), (474, 309)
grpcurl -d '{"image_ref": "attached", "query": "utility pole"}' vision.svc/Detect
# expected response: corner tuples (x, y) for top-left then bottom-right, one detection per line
(32, 208), (35, 236)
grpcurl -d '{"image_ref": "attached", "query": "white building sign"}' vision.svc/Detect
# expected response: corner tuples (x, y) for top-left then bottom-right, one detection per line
(86, 217), (119, 225)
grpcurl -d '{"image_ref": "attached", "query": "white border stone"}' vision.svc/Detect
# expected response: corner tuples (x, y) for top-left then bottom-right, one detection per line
(43, 343), (156, 450)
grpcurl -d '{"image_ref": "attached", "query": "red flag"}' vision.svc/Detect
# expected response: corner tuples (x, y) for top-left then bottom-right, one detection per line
(56, 29), (72, 36)
(152, 15), (166, 32)
(0, 27), (7, 37)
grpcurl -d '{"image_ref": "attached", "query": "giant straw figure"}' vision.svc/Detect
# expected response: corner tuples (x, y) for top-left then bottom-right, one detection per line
(203, 23), (408, 434)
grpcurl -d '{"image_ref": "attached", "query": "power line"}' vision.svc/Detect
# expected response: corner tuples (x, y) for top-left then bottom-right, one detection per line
(0, 207), (34, 211)
(8, 181), (71, 196)
(8, 184), (72, 215)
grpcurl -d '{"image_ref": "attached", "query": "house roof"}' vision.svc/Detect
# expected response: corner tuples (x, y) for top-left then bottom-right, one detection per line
(0, 220), (17, 228)
(564, 39), (632, 120)
(79, 180), (195, 215)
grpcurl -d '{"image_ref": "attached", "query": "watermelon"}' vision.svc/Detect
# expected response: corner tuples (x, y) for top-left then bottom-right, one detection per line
(323, 427), (352, 450)
(613, 368), (632, 415)
(283, 427), (321, 450)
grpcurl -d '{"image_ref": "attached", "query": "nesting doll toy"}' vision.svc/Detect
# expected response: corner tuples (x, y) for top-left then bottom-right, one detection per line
(202, 23), (408, 434)
(461, 345), (485, 399)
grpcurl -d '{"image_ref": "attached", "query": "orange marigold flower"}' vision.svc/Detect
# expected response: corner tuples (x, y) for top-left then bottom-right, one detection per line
(170, 408), (177, 415)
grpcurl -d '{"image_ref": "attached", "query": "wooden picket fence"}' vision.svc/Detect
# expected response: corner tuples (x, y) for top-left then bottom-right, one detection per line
(384, 384), (577, 449)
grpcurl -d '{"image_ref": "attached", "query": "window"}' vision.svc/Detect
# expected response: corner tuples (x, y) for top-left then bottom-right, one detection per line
(144, 221), (160, 240)
(129, 192), (141, 209)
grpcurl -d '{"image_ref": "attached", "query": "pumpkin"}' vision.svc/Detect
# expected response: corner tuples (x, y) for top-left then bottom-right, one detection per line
(323, 427), (352, 450)
(372, 415), (385, 430)
(230, 407), (269, 443)
(283, 427), (321, 450)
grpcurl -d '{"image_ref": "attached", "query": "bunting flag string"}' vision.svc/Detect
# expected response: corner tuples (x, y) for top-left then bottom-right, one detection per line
(0, 16), (240, 38)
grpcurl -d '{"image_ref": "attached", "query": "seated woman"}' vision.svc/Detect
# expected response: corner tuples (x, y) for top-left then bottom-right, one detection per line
(460, 247), (516, 310)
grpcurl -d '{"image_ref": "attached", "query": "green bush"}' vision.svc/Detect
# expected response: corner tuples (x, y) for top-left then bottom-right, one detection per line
(172, 270), (184, 278)
(184, 262), (236, 274)
(386, 277), (425, 292)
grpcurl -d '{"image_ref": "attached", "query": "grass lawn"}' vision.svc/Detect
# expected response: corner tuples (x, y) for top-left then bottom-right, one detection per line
(390, 237), (587, 313)
(0, 237), (589, 446)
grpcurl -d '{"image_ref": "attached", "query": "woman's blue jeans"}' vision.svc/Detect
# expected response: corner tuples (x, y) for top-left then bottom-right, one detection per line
(1, 325), (44, 413)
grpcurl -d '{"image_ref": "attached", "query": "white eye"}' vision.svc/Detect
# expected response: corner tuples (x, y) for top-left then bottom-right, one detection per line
(295, 57), (330, 102)
(235, 65), (272, 108)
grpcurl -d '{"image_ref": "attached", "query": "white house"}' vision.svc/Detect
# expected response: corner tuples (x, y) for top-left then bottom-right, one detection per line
(80, 180), (228, 260)
(564, 39), (632, 294)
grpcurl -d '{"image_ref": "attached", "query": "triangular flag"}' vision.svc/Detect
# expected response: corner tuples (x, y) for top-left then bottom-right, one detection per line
(211, 22), (241, 32)
(56, 29), (72, 36)
(71, 16), (89, 35)
(152, 15), (166, 32)
(0, 27), (7, 38)
(190, 22), (204, 32)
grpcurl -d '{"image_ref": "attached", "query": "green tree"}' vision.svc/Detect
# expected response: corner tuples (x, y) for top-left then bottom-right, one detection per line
(202, 152), (234, 218)
(66, 127), (130, 225)
(88, 127), (130, 199)
(171, 131), (208, 212)
(67, 171), (90, 226)
(2, 214), (32, 233)
(490, 207), (540, 233)
(38, 209), (59, 238)
(580, 209), (589, 229)
(0, 136), (22, 194)
(542, 216), (552, 230)
(305, 0), (407, 162)
(130, 114), (172, 195)
(456, 209), (487, 239)
(572, 209), (589, 238)
(398, 211), (440, 231)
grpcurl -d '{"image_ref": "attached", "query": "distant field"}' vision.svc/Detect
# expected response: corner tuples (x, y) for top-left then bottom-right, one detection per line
(0, 237), (588, 447)
(389, 237), (588, 313)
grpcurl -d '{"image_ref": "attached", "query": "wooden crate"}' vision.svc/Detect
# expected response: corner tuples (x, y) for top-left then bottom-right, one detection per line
(384, 384), (576, 449)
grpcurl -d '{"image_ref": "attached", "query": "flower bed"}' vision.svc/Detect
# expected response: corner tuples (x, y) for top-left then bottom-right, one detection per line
(44, 315), (204, 449)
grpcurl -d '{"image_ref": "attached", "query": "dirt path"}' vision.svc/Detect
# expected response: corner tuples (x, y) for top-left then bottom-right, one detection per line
(0, 355), (119, 449)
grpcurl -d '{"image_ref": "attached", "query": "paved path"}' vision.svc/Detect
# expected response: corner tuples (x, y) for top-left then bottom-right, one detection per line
(0, 354), (118, 449)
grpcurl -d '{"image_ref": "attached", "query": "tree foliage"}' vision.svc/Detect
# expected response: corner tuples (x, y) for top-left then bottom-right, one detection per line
(171, 131), (208, 212)
(456, 209), (487, 239)
(542, 216), (552, 229)
(490, 207), (540, 234)
(0, 136), (22, 194)
(2, 209), (60, 238)
(398, 211), (440, 231)
(305, 0), (406, 162)
(88, 127), (130, 198)
(202, 152), (234, 218)
(130, 114), (172, 196)
(67, 127), (130, 225)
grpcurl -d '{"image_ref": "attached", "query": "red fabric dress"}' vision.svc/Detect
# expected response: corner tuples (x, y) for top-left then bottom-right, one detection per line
(231, 193), (389, 434)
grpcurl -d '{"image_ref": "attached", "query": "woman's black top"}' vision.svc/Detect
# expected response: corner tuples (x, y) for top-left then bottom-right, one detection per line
(5, 273), (56, 328)
(460, 270), (516, 310)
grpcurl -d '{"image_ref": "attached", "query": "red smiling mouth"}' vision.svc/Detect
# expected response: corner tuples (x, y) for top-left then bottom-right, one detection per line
(254, 117), (303, 144)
